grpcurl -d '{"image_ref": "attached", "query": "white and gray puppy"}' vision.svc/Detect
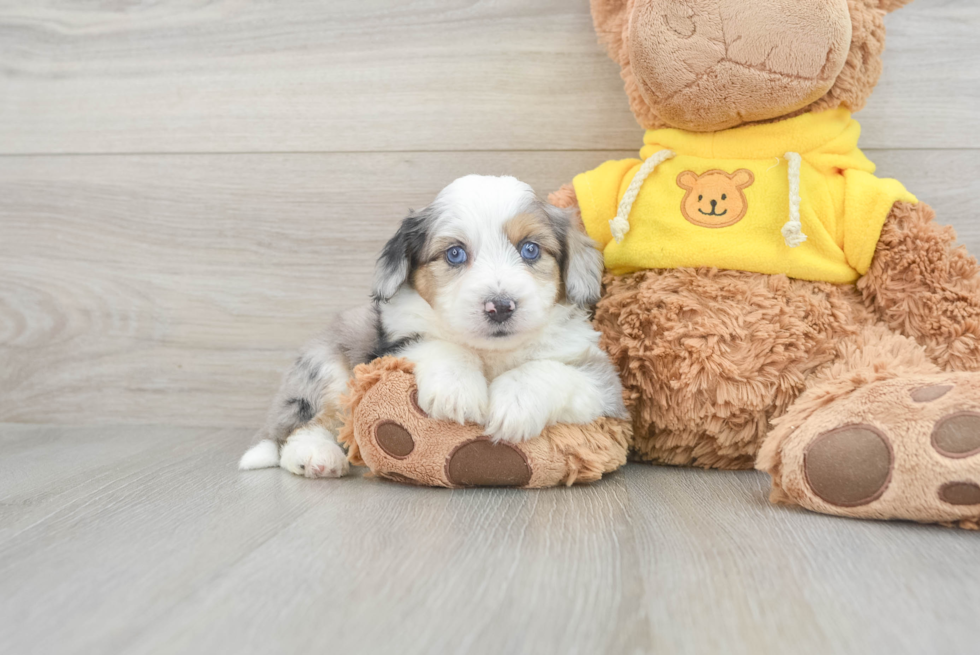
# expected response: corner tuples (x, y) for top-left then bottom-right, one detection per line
(239, 175), (627, 478)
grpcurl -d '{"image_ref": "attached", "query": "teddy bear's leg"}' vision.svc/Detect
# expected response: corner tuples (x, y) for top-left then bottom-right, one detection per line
(757, 325), (980, 528)
(858, 201), (980, 372)
(592, 266), (867, 469)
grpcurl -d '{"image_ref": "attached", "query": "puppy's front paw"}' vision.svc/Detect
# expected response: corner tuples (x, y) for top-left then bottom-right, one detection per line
(280, 426), (349, 478)
(415, 364), (488, 425)
(485, 376), (548, 443)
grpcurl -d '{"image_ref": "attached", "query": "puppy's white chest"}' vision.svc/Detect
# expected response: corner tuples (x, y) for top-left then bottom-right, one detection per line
(480, 349), (533, 381)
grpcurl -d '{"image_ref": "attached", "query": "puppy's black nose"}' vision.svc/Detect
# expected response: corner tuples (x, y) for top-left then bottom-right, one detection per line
(484, 297), (517, 323)
(710, 199), (717, 208)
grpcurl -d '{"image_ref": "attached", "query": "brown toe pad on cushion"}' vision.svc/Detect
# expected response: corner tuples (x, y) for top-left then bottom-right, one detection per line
(445, 438), (532, 487)
(337, 357), (632, 488)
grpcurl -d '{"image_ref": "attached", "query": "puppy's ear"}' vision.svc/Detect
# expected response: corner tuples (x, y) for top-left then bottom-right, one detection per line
(371, 208), (431, 303)
(542, 203), (604, 307)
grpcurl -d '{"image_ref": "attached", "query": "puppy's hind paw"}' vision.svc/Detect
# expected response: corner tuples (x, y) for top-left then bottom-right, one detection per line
(280, 426), (350, 478)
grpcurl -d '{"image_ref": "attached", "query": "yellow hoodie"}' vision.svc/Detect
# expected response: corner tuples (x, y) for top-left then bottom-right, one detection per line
(573, 108), (916, 283)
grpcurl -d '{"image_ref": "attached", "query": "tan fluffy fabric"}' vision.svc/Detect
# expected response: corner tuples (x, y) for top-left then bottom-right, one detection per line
(581, 195), (980, 525)
(338, 357), (632, 488)
(757, 328), (980, 529)
(547, 183), (578, 210)
(595, 267), (872, 469)
(574, 0), (980, 527)
(858, 201), (980, 372)
(591, 0), (894, 132)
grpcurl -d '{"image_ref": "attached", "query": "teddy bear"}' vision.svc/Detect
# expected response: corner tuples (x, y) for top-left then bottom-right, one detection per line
(341, 0), (980, 528)
(539, 0), (980, 527)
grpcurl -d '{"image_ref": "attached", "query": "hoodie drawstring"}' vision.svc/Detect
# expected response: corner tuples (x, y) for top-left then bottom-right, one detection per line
(781, 151), (806, 247)
(609, 149), (675, 243)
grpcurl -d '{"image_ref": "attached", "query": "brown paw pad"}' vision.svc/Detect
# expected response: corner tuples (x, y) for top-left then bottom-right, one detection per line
(939, 482), (980, 506)
(931, 411), (980, 459)
(910, 384), (953, 403)
(804, 425), (893, 507)
(445, 438), (532, 487)
(375, 421), (415, 459)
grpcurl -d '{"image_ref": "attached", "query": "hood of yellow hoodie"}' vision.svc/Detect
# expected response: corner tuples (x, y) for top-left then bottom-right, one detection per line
(639, 108), (859, 161)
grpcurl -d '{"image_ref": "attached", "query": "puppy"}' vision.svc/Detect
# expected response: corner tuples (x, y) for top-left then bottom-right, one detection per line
(239, 175), (628, 478)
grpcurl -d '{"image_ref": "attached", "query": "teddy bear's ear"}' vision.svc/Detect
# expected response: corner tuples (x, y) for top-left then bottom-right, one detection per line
(878, 0), (914, 12)
(590, 0), (632, 64)
(676, 171), (698, 190)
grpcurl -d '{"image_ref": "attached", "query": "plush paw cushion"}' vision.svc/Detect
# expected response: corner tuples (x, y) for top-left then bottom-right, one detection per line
(338, 357), (632, 488)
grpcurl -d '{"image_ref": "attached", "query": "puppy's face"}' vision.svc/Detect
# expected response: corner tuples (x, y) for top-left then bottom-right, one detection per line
(412, 205), (563, 347)
(373, 175), (603, 350)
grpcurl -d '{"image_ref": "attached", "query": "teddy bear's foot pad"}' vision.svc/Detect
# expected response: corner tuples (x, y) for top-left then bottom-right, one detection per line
(767, 374), (980, 528)
(940, 481), (980, 505)
(803, 425), (892, 507)
(931, 412), (980, 458)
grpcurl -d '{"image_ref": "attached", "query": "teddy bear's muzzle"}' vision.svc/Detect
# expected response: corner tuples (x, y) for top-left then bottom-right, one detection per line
(626, 0), (853, 132)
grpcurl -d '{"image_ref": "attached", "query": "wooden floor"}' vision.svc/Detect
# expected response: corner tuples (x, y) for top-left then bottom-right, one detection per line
(2, 1), (980, 653)
(2, 423), (978, 655)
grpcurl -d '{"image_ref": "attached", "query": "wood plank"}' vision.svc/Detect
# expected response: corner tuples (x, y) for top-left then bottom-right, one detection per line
(625, 465), (980, 655)
(128, 474), (647, 655)
(0, 424), (361, 655)
(0, 0), (976, 154)
(862, 0), (980, 150)
(2, 149), (978, 427)
(0, 423), (645, 655)
(0, 150), (624, 428)
(0, 423), (213, 541)
(2, 423), (978, 655)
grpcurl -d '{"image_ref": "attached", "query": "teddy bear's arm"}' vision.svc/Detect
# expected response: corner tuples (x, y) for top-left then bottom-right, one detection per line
(858, 200), (980, 372)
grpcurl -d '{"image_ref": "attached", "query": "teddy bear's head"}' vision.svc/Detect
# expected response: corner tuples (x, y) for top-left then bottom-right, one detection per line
(592, 0), (913, 132)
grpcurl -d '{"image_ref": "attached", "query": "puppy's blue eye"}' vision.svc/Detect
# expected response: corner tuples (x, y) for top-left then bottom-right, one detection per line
(520, 242), (540, 261)
(445, 246), (467, 265)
